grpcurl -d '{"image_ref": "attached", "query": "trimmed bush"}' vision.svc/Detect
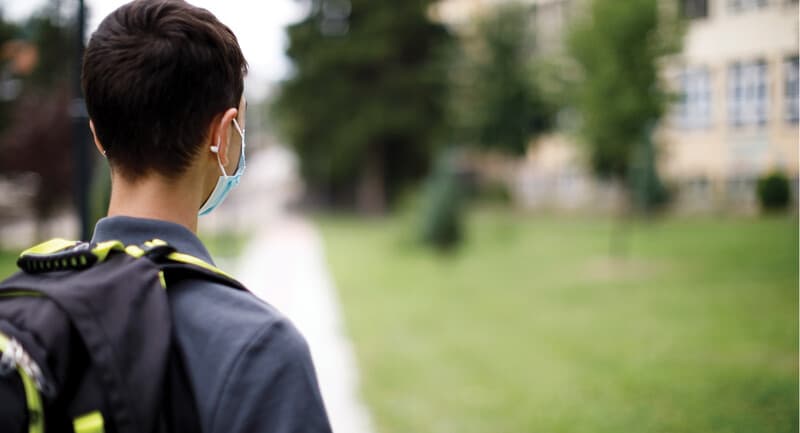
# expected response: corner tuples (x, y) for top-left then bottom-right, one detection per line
(419, 151), (466, 252)
(756, 171), (791, 211)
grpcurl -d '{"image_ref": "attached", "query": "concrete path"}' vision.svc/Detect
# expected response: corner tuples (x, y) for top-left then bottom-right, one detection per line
(237, 216), (376, 433)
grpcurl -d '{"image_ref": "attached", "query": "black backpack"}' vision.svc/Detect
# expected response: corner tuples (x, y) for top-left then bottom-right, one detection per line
(0, 238), (246, 433)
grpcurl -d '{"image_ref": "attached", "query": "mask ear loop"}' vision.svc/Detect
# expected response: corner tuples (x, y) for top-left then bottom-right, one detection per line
(231, 118), (245, 174)
(211, 137), (228, 177)
(233, 118), (245, 137)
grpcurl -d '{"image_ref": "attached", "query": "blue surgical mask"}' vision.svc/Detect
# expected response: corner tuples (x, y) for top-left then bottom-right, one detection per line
(198, 118), (246, 216)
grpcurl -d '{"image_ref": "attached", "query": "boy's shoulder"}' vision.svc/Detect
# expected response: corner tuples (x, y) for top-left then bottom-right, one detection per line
(167, 276), (305, 359)
(167, 278), (330, 432)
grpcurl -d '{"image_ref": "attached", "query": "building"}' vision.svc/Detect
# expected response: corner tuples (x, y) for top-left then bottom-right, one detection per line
(663, 0), (799, 211)
(435, 0), (579, 53)
(435, 0), (799, 213)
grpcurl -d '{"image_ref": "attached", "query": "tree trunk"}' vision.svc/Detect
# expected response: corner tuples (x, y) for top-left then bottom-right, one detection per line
(356, 147), (387, 216)
(609, 181), (632, 258)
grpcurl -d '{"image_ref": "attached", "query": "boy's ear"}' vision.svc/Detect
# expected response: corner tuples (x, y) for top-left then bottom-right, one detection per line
(88, 120), (106, 157)
(211, 107), (239, 167)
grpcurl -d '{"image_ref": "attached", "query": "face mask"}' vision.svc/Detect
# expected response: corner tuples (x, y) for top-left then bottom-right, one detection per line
(198, 118), (246, 216)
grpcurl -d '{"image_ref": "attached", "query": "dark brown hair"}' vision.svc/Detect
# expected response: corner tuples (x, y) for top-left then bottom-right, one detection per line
(82, 0), (247, 180)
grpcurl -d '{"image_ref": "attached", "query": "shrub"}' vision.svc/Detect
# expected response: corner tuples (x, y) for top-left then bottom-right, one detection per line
(756, 171), (791, 212)
(419, 151), (466, 252)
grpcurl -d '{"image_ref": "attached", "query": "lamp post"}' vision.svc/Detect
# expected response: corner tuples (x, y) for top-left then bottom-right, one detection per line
(71, 0), (90, 241)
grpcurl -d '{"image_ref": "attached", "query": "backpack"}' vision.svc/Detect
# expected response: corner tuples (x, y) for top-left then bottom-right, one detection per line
(0, 238), (247, 433)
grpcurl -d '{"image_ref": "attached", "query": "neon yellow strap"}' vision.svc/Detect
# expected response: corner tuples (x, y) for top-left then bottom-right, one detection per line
(20, 372), (43, 433)
(146, 239), (232, 283)
(20, 238), (79, 258)
(0, 291), (42, 298)
(0, 332), (44, 433)
(93, 241), (148, 261)
(73, 411), (105, 433)
(158, 271), (167, 289)
(166, 252), (234, 279)
(144, 239), (168, 248)
(124, 245), (146, 258)
(27, 238), (233, 281)
(91, 241), (125, 262)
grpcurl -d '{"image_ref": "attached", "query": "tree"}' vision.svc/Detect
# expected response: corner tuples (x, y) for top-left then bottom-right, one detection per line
(455, 2), (555, 156)
(0, 90), (73, 238)
(568, 0), (681, 212)
(0, 5), (78, 239)
(0, 12), (20, 134)
(273, 0), (452, 213)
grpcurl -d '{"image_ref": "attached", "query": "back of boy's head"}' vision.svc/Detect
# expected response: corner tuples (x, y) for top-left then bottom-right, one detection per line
(82, 0), (248, 181)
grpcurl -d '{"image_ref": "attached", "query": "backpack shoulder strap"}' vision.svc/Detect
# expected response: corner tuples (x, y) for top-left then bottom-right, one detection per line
(16, 238), (91, 273)
(14, 237), (247, 291)
(15, 238), (136, 274)
(19, 238), (81, 256)
(137, 239), (247, 292)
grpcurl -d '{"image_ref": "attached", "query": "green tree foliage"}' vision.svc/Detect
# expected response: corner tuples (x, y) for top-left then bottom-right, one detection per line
(455, 2), (554, 155)
(22, 13), (73, 91)
(0, 5), (77, 237)
(274, 0), (452, 213)
(568, 0), (681, 202)
(0, 12), (19, 133)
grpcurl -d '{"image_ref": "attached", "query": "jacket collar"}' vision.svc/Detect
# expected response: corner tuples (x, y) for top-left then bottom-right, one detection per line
(91, 216), (215, 265)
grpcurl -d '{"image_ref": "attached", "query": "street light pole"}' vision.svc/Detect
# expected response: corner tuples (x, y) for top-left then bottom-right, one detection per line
(71, 0), (91, 241)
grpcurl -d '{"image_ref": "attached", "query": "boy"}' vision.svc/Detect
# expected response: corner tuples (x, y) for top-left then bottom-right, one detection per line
(82, 1), (332, 431)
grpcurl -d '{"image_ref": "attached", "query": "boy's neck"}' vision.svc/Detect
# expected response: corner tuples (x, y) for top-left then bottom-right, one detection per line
(107, 172), (204, 234)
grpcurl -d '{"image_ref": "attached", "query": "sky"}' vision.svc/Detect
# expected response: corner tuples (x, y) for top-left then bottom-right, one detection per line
(2, 0), (308, 99)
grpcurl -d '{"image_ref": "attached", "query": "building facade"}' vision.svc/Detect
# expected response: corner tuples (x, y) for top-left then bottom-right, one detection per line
(435, 0), (799, 213)
(663, 0), (799, 211)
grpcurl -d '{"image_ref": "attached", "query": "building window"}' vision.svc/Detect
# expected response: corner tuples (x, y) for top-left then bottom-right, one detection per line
(728, 0), (768, 13)
(785, 56), (799, 123)
(676, 66), (712, 129)
(728, 60), (769, 127)
(682, 0), (709, 18)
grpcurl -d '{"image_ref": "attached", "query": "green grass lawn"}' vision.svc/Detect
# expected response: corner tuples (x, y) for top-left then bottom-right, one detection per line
(318, 210), (798, 433)
(0, 250), (18, 279)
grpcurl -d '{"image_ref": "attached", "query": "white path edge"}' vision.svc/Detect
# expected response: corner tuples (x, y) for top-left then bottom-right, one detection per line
(236, 216), (376, 433)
